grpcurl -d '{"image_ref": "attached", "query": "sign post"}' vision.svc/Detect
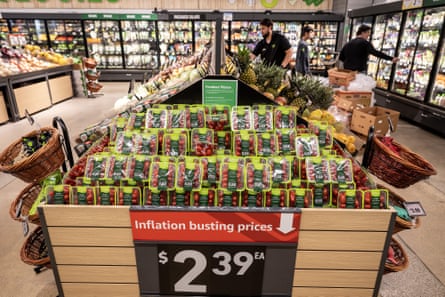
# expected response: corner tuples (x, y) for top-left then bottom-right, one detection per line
(129, 207), (301, 297)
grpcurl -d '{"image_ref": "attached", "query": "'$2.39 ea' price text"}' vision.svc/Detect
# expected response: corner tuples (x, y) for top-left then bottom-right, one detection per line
(158, 246), (266, 296)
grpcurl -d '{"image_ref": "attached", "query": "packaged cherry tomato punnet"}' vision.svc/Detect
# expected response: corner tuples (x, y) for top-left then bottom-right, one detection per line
(256, 132), (276, 157)
(231, 106), (252, 131)
(191, 128), (214, 156)
(97, 186), (117, 205)
(71, 186), (96, 205)
(274, 106), (297, 129)
(253, 108), (274, 132)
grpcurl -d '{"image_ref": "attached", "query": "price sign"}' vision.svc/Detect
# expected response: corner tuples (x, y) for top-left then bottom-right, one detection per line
(130, 207), (301, 296)
(158, 245), (265, 296)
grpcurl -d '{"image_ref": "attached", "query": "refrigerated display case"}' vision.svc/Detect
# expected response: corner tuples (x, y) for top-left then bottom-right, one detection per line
(194, 21), (215, 53)
(0, 19), (8, 43)
(158, 20), (193, 69)
(8, 19), (48, 48)
(228, 21), (261, 53)
(349, 1), (445, 136)
(391, 9), (423, 96)
(47, 20), (86, 57)
(404, 7), (445, 100)
(369, 13), (402, 89)
(84, 20), (123, 69)
(223, 13), (342, 73)
(430, 44), (445, 107)
(120, 20), (158, 70)
(304, 21), (339, 72)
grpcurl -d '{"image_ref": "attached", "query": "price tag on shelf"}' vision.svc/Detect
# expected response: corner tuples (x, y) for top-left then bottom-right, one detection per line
(403, 201), (426, 217)
(130, 207), (301, 296)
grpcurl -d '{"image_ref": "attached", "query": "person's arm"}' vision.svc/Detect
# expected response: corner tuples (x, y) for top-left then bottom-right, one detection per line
(281, 48), (293, 68)
(367, 41), (396, 61)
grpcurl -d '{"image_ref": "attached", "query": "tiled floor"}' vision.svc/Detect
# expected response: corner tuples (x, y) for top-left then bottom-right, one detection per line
(0, 82), (444, 296)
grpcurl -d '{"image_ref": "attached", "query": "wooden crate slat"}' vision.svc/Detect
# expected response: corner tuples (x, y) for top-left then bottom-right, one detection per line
(53, 246), (136, 265)
(293, 269), (377, 288)
(292, 287), (374, 297)
(42, 205), (131, 227)
(300, 208), (393, 231)
(48, 227), (134, 247)
(62, 283), (140, 297)
(58, 265), (138, 283)
(295, 250), (381, 270)
(297, 230), (387, 251)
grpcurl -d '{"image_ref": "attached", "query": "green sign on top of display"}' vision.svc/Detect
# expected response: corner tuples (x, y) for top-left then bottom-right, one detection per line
(82, 13), (158, 20)
(202, 80), (238, 107)
(423, 0), (445, 7)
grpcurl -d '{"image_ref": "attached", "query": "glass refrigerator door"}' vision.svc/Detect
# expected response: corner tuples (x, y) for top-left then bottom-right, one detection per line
(306, 22), (338, 72)
(230, 21), (261, 53)
(350, 16), (373, 40)
(406, 7), (445, 100)
(8, 19), (47, 47)
(158, 21), (193, 69)
(368, 15), (386, 78)
(429, 44), (445, 107)
(0, 19), (8, 44)
(392, 9), (423, 96)
(84, 20), (123, 69)
(194, 21), (215, 53)
(374, 13), (402, 89)
(47, 20), (86, 57)
(121, 20), (158, 69)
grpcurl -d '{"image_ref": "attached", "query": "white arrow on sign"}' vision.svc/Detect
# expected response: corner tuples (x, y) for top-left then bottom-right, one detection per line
(276, 213), (296, 234)
(288, 0), (297, 5)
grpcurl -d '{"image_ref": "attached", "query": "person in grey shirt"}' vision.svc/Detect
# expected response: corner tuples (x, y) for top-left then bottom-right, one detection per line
(296, 26), (314, 76)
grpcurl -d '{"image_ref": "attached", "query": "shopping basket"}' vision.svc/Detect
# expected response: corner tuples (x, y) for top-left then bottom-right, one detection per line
(384, 236), (409, 273)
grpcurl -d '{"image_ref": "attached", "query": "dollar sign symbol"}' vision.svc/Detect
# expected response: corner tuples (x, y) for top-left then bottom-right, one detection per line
(158, 250), (168, 264)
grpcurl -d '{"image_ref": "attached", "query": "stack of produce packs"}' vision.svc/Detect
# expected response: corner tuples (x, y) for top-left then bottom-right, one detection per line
(44, 104), (388, 210)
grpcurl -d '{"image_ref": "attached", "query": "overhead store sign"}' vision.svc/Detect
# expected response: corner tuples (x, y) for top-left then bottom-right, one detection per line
(81, 13), (157, 20)
(402, 0), (423, 9)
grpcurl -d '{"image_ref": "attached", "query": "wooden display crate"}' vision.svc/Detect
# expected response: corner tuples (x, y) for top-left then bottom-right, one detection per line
(39, 204), (395, 297)
(49, 75), (74, 104)
(13, 81), (51, 118)
(0, 93), (8, 123)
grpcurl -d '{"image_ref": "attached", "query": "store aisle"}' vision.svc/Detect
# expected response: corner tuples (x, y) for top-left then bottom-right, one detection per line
(0, 82), (444, 297)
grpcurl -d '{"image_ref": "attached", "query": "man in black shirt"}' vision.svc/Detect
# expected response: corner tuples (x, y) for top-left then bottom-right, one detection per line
(339, 24), (399, 73)
(251, 18), (293, 69)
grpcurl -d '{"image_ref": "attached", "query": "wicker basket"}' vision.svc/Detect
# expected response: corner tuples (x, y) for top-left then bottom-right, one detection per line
(9, 183), (42, 225)
(20, 226), (51, 268)
(87, 81), (103, 93)
(0, 127), (65, 183)
(368, 136), (437, 188)
(384, 237), (409, 273)
(377, 184), (420, 233)
(85, 71), (100, 81)
(83, 57), (97, 69)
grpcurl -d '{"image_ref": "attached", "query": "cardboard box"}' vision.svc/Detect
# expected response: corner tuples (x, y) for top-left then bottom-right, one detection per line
(335, 90), (372, 111)
(328, 68), (357, 87)
(351, 106), (400, 136)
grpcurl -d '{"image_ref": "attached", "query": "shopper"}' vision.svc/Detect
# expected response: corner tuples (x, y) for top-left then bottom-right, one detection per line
(339, 24), (399, 73)
(295, 25), (314, 76)
(251, 18), (293, 69)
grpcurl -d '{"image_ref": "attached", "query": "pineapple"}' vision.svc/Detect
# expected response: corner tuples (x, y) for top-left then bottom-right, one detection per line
(254, 63), (286, 93)
(235, 47), (257, 85)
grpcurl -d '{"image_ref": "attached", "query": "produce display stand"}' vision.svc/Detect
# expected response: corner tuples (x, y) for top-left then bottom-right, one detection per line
(2, 65), (74, 122)
(35, 77), (396, 297)
(38, 205), (395, 297)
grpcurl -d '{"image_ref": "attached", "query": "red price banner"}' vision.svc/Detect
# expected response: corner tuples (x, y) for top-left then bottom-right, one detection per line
(130, 209), (301, 244)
